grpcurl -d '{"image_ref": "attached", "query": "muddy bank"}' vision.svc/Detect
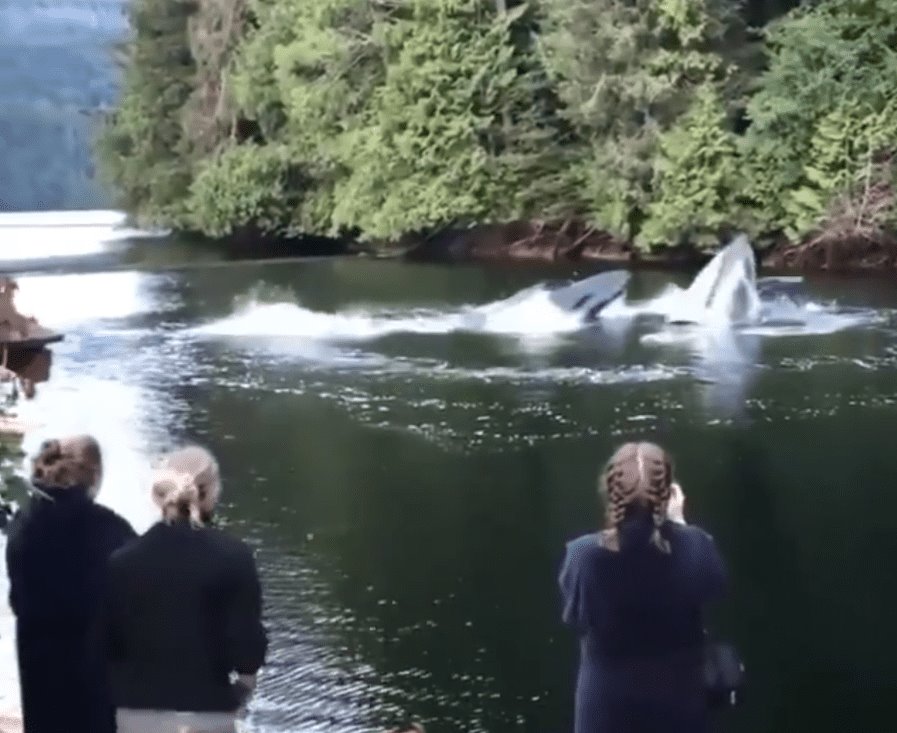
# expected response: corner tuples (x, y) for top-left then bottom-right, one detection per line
(402, 221), (897, 275)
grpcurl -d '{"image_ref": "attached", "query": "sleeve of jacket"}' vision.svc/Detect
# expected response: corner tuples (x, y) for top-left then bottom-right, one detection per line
(696, 529), (728, 603)
(4, 509), (27, 616)
(224, 543), (268, 675)
(559, 537), (595, 634)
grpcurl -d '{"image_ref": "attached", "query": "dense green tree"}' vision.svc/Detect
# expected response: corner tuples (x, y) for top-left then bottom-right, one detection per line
(329, 0), (568, 240)
(94, 0), (897, 254)
(96, 0), (198, 227)
(187, 142), (306, 237)
(229, 0), (392, 235)
(537, 0), (743, 241)
(638, 85), (742, 250)
(741, 0), (897, 239)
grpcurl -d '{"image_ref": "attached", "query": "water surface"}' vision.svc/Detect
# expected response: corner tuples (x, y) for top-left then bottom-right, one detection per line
(3, 232), (897, 733)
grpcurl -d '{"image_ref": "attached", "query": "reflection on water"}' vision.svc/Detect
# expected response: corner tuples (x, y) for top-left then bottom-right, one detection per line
(1, 253), (897, 732)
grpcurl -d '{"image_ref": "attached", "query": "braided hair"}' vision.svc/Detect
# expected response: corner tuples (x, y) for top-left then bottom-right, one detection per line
(599, 441), (673, 553)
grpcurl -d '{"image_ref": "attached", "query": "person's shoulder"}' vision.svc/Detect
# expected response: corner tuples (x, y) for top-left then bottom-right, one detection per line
(564, 532), (604, 563)
(668, 521), (720, 552)
(205, 526), (257, 562)
(91, 503), (136, 536)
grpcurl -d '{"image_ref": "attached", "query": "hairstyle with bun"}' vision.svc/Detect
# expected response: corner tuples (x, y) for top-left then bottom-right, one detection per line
(30, 435), (103, 497)
(151, 445), (221, 528)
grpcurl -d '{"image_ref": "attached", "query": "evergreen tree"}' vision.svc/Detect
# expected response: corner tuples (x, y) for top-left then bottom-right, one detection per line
(96, 0), (199, 227)
(742, 0), (897, 238)
(537, 0), (743, 241)
(94, 0), (897, 251)
(639, 85), (742, 250)
(187, 142), (306, 237)
(228, 0), (392, 236)
(329, 0), (569, 240)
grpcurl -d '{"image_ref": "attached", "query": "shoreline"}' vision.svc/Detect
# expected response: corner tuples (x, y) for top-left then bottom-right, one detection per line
(164, 219), (897, 278)
(398, 221), (897, 277)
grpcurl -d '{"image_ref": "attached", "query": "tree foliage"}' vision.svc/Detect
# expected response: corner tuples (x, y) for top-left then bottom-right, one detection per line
(96, 0), (199, 228)
(741, 0), (897, 239)
(536, 0), (743, 240)
(188, 143), (305, 237)
(329, 0), (568, 240)
(96, 0), (897, 251)
(639, 85), (741, 250)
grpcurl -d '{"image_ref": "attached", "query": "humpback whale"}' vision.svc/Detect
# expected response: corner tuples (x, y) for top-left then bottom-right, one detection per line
(666, 235), (762, 326)
(547, 270), (630, 322)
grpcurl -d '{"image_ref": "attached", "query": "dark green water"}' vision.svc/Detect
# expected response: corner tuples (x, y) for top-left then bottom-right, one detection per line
(10, 256), (897, 733)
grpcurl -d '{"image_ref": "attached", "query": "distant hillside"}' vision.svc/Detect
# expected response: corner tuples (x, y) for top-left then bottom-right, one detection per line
(0, 0), (128, 211)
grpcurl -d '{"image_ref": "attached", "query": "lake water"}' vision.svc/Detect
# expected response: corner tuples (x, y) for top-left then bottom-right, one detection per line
(2, 219), (897, 732)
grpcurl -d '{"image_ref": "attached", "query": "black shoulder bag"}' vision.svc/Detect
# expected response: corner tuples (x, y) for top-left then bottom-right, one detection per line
(704, 638), (745, 708)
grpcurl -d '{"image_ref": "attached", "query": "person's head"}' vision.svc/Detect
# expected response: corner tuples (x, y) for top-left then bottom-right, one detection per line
(30, 434), (103, 497)
(598, 441), (674, 553)
(150, 445), (221, 528)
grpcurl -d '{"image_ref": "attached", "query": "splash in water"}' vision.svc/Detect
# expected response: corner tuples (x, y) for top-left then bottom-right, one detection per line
(191, 234), (878, 355)
(631, 235), (880, 339)
(192, 286), (591, 341)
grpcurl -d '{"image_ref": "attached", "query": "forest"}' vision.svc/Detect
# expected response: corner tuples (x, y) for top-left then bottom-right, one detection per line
(96, 0), (897, 261)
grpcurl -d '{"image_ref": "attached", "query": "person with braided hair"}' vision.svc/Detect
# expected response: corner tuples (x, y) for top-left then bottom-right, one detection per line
(5, 435), (136, 733)
(559, 442), (727, 733)
(101, 444), (268, 733)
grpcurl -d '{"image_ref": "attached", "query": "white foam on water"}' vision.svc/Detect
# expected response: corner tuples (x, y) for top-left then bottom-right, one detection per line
(0, 209), (164, 264)
(191, 285), (585, 343)
(0, 210), (126, 228)
(13, 270), (147, 327)
(626, 236), (880, 339)
(192, 265), (879, 364)
(476, 286), (585, 335)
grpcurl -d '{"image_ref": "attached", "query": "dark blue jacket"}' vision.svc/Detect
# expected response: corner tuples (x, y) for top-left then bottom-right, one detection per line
(559, 517), (727, 733)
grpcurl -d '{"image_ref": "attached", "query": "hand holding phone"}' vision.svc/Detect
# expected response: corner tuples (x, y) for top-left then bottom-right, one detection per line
(667, 482), (686, 524)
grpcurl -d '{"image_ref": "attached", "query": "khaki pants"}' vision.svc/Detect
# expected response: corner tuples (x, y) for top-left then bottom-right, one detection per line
(116, 708), (238, 733)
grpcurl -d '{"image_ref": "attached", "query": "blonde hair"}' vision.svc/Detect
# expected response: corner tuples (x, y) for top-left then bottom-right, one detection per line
(599, 441), (673, 553)
(30, 435), (103, 497)
(151, 445), (221, 528)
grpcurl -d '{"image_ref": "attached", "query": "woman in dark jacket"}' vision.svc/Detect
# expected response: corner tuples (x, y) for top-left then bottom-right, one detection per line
(5, 435), (136, 733)
(102, 445), (268, 733)
(559, 441), (727, 733)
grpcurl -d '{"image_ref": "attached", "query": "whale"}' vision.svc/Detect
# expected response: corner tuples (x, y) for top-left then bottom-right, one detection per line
(665, 235), (762, 326)
(546, 270), (630, 322)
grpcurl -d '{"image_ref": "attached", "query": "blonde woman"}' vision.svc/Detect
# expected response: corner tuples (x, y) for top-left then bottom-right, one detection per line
(5, 435), (136, 733)
(101, 445), (268, 733)
(559, 442), (727, 733)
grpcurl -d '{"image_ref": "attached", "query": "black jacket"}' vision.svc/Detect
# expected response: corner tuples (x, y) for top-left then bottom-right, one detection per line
(5, 486), (137, 733)
(103, 520), (268, 712)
